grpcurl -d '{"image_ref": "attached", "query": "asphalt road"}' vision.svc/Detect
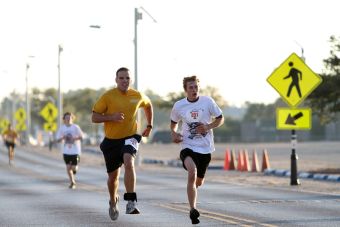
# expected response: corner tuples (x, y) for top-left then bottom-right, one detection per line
(1, 145), (340, 226)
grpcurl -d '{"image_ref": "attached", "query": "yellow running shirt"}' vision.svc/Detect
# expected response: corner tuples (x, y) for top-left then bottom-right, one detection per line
(92, 88), (151, 139)
(2, 129), (18, 143)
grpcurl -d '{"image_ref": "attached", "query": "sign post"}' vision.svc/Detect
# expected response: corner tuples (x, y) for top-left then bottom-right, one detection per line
(267, 52), (322, 185)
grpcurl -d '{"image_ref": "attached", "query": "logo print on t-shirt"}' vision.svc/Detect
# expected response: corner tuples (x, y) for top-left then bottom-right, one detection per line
(191, 110), (199, 119)
(187, 122), (207, 139)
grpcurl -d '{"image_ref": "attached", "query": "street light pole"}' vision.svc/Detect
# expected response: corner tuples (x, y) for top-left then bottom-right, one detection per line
(57, 44), (63, 132)
(134, 8), (142, 91)
(25, 63), (30, 144)
(134, 7), (157, 91)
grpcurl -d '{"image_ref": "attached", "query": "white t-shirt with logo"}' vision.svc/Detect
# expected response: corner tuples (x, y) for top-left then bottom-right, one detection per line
(56, 124), (84, 155)
(170, 96), (223, 154)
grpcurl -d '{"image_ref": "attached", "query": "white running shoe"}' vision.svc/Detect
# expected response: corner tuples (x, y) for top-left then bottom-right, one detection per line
(126, 200), (140, 214)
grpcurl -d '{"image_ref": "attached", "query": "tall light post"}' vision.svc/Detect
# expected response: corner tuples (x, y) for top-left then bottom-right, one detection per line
(134, 7), (157, 166)
(134, 7), (157, 91)
(25, 63), (30, 143)
(25, 55), (35, 144)
(57, 44), (63, 132)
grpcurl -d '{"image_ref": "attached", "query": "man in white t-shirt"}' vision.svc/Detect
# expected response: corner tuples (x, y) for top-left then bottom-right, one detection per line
(56, 112), (84, 189)
(170, 75), (224, 225)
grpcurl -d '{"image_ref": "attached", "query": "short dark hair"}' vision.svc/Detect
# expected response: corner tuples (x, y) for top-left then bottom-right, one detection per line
(116, 67), (129, 77)
(63, 112), (72, 120)
(183, 75), (199, 90)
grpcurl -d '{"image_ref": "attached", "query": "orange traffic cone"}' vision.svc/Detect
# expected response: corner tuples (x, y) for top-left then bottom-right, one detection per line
(237, 150), (244, 171)
(223, 149), (231, 170)
(251, 149), (260, 172)
(229, 149), (237, 170)
(242, 149), (250, 171)
(261, 149), (271, 172)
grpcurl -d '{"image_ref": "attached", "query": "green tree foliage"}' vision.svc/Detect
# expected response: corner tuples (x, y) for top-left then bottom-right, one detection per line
(306, 35), (340, 124)
(155, 86), (227, 110)
(242, 102), (276, 122)
(200, 86), (227, 107)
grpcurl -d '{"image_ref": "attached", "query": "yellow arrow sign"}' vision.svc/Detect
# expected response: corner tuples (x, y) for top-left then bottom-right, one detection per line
(267, 53), (322, 107)
(40, 102), (58, 122)
(15, 107), (26, 122)
(276, 108), (311, 130)
(16, 122), (27, 131)
(43, 122), (57, 132)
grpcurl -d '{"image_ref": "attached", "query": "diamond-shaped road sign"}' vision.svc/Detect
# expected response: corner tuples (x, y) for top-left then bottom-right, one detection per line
(267, 53), (322, 107)
(15, 107), (26, 122)
(40, 102), (58, 122)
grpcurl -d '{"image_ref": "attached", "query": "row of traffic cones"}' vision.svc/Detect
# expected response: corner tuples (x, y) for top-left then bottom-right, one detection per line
(223, 149), (270, 172)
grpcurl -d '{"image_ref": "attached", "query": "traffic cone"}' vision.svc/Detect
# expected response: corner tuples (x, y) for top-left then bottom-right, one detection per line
(237, 150), (244, 171)
(242, 149), (250, 171)
(261, 149), (271, 172)
(229, 149), (237, 170)
(251, 149), (260, 172)
(223, 149), (231, 170)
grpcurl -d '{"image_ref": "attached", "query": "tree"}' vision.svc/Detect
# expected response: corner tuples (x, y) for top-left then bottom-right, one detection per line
(306, 36), (340, 124)
(155, 86), (227, 110)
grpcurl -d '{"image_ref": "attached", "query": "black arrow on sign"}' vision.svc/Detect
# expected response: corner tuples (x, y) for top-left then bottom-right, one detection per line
(285, 112), (303, 125)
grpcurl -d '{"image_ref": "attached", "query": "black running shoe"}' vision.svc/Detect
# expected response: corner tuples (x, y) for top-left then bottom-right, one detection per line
(189, 208), (200, 224)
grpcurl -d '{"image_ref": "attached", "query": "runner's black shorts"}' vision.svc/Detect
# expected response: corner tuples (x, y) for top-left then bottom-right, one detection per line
(5, 141), (15, 149)
(100, 134), (142, 173)
(63, 154), (80, 166)
(180, 148), (211, 178)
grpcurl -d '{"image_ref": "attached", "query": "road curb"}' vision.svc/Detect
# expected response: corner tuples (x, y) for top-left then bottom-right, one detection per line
(264, 169), (340, 182)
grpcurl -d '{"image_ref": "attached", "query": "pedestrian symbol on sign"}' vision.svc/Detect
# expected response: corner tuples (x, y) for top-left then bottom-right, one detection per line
(283, 62), (302, 98)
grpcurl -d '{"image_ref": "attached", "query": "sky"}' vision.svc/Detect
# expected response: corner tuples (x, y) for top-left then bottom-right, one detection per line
(0, 0), (339, 107)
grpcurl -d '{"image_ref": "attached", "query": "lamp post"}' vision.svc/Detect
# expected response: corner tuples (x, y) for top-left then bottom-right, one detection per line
(25, 63), (30, 144)
(57, 44), (63, 132)
(25, 55), (35, 144)
(134, 7), (157, 91)
(134, 7), (157, 166)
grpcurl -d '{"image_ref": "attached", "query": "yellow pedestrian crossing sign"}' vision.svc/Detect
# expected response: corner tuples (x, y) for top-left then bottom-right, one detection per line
(276, 108), (311, 130)
(40, 102), (58, 122)
(267, 53), (322, 107)
(0, 118), (10, 133)
(15, 107), (26, 122)
(43, 122), (57, 132)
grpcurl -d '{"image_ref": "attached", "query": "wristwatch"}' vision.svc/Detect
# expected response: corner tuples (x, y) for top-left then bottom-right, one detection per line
(147, 125), (153, 129)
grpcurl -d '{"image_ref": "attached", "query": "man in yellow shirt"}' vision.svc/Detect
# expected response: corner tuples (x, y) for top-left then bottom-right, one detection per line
(2, 123), (19, 166)
(92, 67), (153, 221)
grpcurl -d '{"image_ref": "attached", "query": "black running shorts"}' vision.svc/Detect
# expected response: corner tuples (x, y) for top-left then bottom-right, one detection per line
(180, 148), (211, 178)
(100, 134), (141, 173)
(63, 154), (80, 166)
(5, 141), (15, 149)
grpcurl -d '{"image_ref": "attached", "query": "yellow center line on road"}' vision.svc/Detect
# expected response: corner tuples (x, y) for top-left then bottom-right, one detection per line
(159, 203), (278, 227)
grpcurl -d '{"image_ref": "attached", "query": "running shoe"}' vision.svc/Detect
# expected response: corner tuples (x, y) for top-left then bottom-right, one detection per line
(109, 197), (119, 220)
(189, 208), (200, 224)
(69, 182), (76, 189)
(126, 200), (140, 214)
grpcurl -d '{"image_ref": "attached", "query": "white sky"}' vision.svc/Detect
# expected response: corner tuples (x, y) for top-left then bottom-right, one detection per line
(0, 0), (339, 107)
